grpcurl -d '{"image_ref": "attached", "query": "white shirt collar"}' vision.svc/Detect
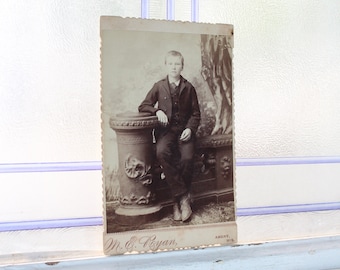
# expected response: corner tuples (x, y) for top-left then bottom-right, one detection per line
(168, 78), (180, 86)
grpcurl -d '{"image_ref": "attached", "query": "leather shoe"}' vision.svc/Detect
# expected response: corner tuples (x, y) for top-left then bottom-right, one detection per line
(173, 203), (181, 221)
(180, 193), (192, 222)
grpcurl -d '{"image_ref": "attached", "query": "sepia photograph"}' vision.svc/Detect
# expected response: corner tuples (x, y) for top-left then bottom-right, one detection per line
(101, 16), (236, 255)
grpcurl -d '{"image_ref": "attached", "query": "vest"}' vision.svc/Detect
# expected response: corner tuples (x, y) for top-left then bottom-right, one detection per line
(169, 82), (182, 130)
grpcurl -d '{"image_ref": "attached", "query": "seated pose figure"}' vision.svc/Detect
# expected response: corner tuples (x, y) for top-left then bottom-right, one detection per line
(138, 50), (201, 222)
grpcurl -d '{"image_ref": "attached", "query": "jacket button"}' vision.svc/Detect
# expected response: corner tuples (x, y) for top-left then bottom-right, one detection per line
(164, 97), (167, 99)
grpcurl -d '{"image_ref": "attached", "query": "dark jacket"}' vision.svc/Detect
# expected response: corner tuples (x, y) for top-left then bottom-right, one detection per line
(138, 76), (201, 136)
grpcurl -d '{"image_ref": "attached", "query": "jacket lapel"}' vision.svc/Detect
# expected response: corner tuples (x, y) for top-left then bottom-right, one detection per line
(161, 77), (171, 96)
(179, 76), (186, 96)
(161, 76), (186, 96)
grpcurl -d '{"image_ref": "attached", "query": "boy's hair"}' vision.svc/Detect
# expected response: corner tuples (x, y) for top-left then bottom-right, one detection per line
(165, 50), (184, 66)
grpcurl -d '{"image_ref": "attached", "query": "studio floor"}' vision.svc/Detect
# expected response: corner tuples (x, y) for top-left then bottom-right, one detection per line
(106, 200), (235, 233)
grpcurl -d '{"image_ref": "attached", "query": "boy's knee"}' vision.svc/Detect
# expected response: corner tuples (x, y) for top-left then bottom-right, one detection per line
(156, 147), (169, 162)
(181, 156), (193, 165)
(180, 148), (195, 163)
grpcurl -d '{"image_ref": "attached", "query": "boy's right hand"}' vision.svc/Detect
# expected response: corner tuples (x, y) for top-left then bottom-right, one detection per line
(156, 110), (169, 126)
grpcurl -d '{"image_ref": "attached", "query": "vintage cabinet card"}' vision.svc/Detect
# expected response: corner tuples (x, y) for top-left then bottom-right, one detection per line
(101, 16), (236, 255)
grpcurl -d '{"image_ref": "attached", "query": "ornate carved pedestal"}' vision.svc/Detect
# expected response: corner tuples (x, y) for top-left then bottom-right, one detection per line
(110, 112), (161, 225)
(194, 134), (234, 203)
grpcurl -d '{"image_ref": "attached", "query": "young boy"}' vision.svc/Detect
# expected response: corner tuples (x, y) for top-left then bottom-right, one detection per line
(138, 51), (201, 222)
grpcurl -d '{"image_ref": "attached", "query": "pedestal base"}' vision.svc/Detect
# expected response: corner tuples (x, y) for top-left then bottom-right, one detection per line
(115, 205), (162, 226)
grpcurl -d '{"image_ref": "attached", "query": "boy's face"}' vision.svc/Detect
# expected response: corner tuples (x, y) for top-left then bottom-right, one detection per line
(165, 55), (183, 80)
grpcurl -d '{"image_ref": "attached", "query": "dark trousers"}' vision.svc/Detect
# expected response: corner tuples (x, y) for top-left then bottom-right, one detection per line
(156, 129), (195, 199)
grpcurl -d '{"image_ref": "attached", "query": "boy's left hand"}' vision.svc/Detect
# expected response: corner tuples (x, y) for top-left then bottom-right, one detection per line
(179, 128), (192, 142)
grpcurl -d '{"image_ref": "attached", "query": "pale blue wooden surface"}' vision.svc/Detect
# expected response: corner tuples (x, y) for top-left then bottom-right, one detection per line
(2, 235), (340, 270)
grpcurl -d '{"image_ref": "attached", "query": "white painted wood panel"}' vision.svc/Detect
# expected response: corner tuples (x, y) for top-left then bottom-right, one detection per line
(1, 0), (340, 267)
(0, 171), (102, 222)
(0, 226), (103, 265)
(237, 210), (340, 244)
(236, 163), (340, 208)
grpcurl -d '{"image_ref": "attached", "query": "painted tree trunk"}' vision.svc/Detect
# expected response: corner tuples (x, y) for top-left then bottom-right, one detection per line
(201, 34), (232, 135)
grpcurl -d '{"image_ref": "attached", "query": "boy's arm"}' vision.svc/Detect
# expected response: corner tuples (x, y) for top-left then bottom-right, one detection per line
(139, 83), (169, 126)
(138, 84), (159, 115)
